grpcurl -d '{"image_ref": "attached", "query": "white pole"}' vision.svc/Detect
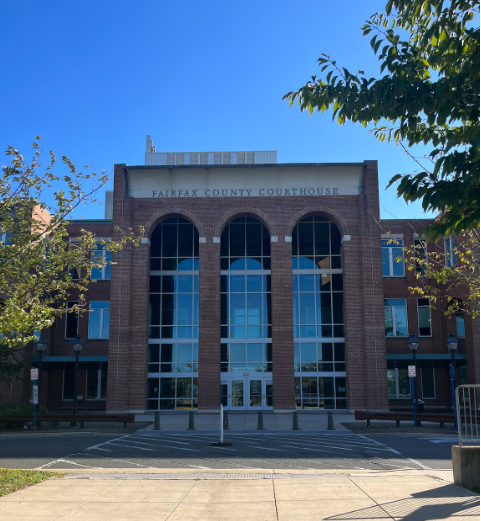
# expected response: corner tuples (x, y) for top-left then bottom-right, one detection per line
(220, 404), (224, 445)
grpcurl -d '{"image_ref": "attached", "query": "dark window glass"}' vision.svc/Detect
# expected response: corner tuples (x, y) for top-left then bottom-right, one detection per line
(65, 302), (78, 339)
(63, 364), (75, 400)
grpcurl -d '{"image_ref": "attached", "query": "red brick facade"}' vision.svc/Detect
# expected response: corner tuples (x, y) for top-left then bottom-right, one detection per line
(2, 159), (476, 413)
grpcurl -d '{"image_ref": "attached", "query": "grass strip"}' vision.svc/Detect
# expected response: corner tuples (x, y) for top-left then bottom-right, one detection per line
(0, 468), (61, 497)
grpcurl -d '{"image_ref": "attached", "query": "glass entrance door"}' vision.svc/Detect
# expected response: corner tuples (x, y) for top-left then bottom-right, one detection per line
(231, 379), (244, 409)
(249, 378), (263, 409)
(226, 377), (273, 410)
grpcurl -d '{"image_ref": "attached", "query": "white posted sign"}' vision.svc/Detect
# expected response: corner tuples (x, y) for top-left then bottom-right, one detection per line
(30, 368), (38, 380)
(408, 365), (416, 378)
(32, 385), (39, 404)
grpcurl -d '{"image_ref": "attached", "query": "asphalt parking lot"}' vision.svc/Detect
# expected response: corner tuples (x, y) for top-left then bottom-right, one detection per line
(0, 431), (455, 471)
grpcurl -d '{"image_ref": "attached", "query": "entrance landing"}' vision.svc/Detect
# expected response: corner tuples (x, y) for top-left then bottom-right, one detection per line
(135, 412), (353, 433)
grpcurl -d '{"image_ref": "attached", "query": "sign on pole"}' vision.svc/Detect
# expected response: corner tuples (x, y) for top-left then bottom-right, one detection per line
(32, 385), (39, 405)
(30, 368), (39, 380)
(408, 365), (416, 378)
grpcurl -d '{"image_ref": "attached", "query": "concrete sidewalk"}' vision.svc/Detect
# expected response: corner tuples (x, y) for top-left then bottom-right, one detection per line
(0, 469), (478, 520)
(135, 412), (354, 433)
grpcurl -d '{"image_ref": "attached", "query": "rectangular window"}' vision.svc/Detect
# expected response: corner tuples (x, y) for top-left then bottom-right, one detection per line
(62, 365), (75, 400)
(88, 301), (110, 339)
(1, 232), (12, 246)
(417, 298), (432, 337)
(86, 363), (107, 400)
(387, 367), (411, 398)
(456, 312), (466, 338)
(421, 365), (435, 399)
(414, 238), (427, 276)
(91, 243), (111, 280)
(381, 238), (404, 277)
(444, 237), (457, 267)
(384, 299), (408, 337)
(65, 301), (79, 339)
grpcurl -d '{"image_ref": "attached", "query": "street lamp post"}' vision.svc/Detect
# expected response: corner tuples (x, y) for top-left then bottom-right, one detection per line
(408, 333), (420, 427)
(71, 336), (83, 427)
(35, 337), (46, 402)
(447, 333), (459, 431)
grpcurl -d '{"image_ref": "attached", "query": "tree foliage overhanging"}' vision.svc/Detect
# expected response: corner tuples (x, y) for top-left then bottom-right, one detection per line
(284, 0), (480, 240)
(0, 138), (141, 381)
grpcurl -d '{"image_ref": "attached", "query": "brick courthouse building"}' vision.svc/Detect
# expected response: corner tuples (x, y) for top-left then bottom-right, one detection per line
(5, 138), (477, 413)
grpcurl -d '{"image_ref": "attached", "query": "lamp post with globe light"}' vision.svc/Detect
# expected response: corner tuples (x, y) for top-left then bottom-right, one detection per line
(408, 333), (420, 427)
(447, 333), (459, 431)
(35, 337), (46, 403)
(71, 336), (83, 426)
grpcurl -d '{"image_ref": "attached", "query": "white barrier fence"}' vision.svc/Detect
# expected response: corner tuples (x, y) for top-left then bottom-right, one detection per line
(456, 384), (480, 447)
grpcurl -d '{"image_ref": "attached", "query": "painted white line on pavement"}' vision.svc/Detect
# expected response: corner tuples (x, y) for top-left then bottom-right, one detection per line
(129, 435), (192, 445)
(406, 457), (431, 470)
(210, 446), (238, 451)
(252, 447), (286, 452)
(279, 439), (353, 452)
(106, 442), (155, 451)
(56, 458), (100, 469)
(282, 444), (337, 454)
(85, 435), (130, 452)
(86, 447), (112, 452)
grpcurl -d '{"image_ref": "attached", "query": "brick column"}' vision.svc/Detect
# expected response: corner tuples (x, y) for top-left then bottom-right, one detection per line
(127, 241), (150, 410)
(107, 247), (133, 411)
(198, 238), (221, 411)
(271, 240), (296, 410)
(357, 162), (389, 409)
(342, 234), (369, 409)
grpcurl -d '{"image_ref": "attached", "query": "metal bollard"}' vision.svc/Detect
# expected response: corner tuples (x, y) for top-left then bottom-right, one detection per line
(327, 411), (335, 430)
(223, 410), (230, 430)
(188, 411), (195, 430)
(257, 410), (266, 430)
(153, 411), (161, 431)
(292, 410), (301, 430)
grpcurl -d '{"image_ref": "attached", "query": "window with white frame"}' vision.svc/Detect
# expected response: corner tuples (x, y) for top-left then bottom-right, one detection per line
(387, 367), (411, 398)
(65, 301), (79, 339)
(384, 298), (408, 337)
(91, 243), (111, 280)
(417, 298), (432, 337)
(381, 236), (404, 277)
(444, 236), (457, 267)
(86, 363), (107, 400)
(88, 301), (110, 339)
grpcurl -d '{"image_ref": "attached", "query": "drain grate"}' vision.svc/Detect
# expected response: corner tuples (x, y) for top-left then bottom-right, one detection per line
(64, 472), (348, 480)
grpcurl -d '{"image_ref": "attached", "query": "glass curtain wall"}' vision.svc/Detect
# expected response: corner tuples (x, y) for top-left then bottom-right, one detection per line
(147, 218), (199, 410)
(220, 217), (272, 408)
(292, 216), (347, 409)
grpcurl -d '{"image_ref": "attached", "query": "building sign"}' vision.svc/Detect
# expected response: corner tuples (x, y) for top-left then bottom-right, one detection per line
(150, 187), (342, 198)
(125, 164), (364, 199)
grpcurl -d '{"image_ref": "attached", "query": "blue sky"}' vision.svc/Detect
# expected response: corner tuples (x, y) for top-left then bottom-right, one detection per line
(0, 1), (434, 220)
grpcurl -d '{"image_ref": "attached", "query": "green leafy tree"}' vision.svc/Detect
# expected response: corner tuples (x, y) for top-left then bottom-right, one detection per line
(0, 137), (142, 380)
(405, 229), (479, 317)
(284, 0), (480, 240)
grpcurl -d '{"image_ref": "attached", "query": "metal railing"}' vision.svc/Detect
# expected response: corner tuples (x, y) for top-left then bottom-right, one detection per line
(456, 384), (480, 447)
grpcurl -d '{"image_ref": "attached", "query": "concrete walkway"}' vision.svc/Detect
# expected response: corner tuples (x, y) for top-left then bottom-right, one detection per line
(0, 469), (478, 520)
(135, 412), (354, 432)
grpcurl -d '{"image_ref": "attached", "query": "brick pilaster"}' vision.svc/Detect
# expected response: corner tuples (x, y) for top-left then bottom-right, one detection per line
(198, 239), (221, 410)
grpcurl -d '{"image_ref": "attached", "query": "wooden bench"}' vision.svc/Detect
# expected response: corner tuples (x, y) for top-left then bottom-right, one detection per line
(10, 414), (136, 429)
(354, 410), (455, 428)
